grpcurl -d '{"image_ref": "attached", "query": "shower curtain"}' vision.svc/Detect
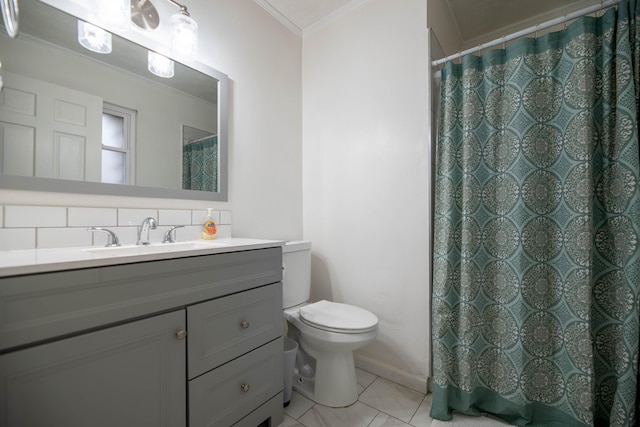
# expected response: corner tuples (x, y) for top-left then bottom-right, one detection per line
(431, 1), (640, 426)
(182, 135), (218, 192)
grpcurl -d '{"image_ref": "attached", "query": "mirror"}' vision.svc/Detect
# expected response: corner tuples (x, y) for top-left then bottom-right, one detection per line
(0, 0), (228, 201)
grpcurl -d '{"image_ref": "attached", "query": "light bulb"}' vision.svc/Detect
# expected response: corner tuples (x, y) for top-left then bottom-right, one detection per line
(78, 20), (112, 54)
(170, 12), (198, 61)
(148, 51), (174, 78)
(97, 0), (131, 32)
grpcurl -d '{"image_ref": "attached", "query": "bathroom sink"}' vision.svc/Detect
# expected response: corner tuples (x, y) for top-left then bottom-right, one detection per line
(84, 241), (229, 257)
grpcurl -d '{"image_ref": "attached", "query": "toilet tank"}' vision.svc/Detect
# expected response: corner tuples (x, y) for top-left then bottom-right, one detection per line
(282, 240), (312, 309)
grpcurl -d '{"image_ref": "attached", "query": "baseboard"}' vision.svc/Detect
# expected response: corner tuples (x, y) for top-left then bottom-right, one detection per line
(354, 353), (429, 394)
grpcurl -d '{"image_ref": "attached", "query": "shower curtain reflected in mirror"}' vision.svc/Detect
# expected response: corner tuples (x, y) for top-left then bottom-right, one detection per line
(182, 135), (218, 192)
(431, 0), (640, 425)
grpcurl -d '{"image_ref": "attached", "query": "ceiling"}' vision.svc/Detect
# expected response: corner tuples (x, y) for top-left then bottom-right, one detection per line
(441, 0), (602, 48)
(254, 0), (367, 35)
(256, 0), (603, 42)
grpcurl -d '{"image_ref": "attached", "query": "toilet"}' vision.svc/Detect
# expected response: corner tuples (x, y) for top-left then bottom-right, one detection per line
(282, 241), (378, 407)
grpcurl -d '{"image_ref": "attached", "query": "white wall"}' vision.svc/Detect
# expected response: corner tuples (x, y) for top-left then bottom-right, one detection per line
(193, 0), (303, 240)
(302, 0), (431, 392)
(426, 0), (461, 57)
(0, 0), (303, 241)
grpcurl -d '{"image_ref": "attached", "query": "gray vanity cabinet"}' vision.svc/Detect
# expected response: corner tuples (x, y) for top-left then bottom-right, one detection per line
(0, 310), (187, 427)
(0, 247), (284, 427)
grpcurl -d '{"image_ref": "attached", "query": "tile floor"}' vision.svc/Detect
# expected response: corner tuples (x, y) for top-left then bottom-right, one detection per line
(278, 368), (512, 427)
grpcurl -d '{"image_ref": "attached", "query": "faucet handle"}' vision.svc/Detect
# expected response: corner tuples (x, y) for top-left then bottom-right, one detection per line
(162, 225), (185, 243)
(88, 227), (121, 247)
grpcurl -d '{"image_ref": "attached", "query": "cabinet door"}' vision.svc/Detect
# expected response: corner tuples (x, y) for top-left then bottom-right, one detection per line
(188, 283), (282, 379)
(0, 311), (186, 427)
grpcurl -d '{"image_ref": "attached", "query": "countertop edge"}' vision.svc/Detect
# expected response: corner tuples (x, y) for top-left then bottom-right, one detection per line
(0, 238), (286, 278)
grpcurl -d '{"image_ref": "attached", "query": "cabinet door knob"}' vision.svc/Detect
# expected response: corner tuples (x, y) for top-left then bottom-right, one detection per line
(176, 330), (187, 340)
(240, 321), (250, 329)
(241, 383), (251, 393)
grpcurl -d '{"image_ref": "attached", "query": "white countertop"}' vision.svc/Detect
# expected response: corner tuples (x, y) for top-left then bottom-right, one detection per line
(0, 238), (285, 278)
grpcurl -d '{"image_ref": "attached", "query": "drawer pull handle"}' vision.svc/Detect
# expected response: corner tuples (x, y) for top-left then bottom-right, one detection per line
(241, 383), (251, 393)
(240, 321), (250, 329)
(176, 330), (188, 340)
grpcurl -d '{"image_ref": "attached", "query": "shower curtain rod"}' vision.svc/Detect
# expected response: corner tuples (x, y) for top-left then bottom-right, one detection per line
(432, 0), (621, 67)
(184, 133), (217, 145)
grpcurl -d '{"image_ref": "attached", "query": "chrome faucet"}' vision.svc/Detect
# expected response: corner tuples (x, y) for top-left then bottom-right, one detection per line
(87, 227), (121, 247)
(136, 217), (157, 245)
(162, 225), (185, 243)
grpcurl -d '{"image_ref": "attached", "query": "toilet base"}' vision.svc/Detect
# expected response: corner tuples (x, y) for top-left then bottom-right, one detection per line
(292, 341), (359, 407)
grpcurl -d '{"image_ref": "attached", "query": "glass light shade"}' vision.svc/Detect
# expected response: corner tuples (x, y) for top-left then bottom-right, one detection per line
(97, 0), (131, 32)
(148, 51), (175, 78)
(170, 13), (198, 60)
(78, 20), (112, 54)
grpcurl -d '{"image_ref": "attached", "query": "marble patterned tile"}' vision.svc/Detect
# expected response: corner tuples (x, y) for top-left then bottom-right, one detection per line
(298, 401), (378, 427)
(370, 412), (413, 426)
(356, 368), (377, 394)
(410, 393), (433, 427)
(359, 377), (425, 423)
(278, 414), (307, 427)
(284, 391), (315, 420)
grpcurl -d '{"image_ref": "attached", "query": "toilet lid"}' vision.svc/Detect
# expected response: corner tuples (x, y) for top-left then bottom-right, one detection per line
(299, 300), (378, 333)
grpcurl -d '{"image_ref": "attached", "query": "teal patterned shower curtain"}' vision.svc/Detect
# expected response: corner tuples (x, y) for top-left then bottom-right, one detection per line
(182, 135), (218, 192)
(431, 1), (640, 426)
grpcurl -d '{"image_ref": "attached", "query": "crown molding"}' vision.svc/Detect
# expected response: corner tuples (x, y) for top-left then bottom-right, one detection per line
(303, 0), (371, 37)
(254, 0), (372, 38)
(254, 0), (303, 36)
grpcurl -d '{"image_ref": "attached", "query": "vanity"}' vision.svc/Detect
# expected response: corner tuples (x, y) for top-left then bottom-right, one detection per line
(0, 239), (285, 427)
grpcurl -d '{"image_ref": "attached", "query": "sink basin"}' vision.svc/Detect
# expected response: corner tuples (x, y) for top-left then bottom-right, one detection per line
(84, 241), (229, 257)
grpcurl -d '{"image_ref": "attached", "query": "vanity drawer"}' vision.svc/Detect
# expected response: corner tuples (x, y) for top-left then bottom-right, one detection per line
(188, 283), (282, 379)
(188, 338), (283, 427)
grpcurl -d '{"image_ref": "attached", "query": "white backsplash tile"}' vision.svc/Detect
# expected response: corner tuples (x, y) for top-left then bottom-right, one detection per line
(117, 209), (159, 227)
(183, 225), (203, 241)
(158, 209), (191, 226)
(0, 206), (232, 251)
(220, 211), (232, 225)
(0, 228), (36, 250)
(192, 209), (220, 226)
(38, 228), (93, 249)
(215, 224), (232, 238)
(103, 227), (138, 246)
(5, 206), (67, 228)
(68, 207), (117, 227)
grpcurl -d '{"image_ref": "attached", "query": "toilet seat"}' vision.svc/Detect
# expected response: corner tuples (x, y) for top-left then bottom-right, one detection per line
(299, 300), (378, 334)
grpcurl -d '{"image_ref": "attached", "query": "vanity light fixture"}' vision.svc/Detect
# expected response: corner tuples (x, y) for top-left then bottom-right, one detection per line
(1, 0), (19, 38)
(169, 1), (198, 61)
(148, 50), (174, 78)
(98, 0), (131, 32)
(131, 0), (198, 61)
(77, 20), (112, 54)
